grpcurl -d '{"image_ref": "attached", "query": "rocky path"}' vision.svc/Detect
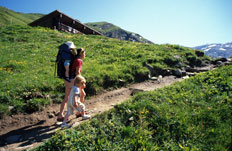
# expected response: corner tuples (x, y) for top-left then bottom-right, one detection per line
(0, 76), (183, 151)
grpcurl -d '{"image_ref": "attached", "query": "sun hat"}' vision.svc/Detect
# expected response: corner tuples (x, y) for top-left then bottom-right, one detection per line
(65, 41), (76, 49)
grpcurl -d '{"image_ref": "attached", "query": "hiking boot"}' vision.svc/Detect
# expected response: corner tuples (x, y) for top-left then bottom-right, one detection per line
(61, 123), (70, 128)
(82, 114), (91, 120)
(57, 117), (64, 122)
(76, 113), (82, 118)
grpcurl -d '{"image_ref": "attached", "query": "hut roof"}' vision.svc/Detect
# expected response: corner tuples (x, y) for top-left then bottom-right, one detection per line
(29, 10), (102, 35)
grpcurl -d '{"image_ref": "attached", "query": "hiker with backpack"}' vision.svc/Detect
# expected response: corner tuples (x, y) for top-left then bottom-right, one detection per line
(56, 41), (77, 82)
(57, 44), (87, 121)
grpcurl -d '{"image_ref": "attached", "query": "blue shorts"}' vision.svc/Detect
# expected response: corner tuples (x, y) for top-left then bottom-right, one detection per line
(64, 60), (71, 67)
(69, 73), (76, 79)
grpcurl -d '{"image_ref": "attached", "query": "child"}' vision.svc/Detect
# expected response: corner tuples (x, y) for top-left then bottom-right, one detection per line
(63, 41), (77, 82)
(61, 75), (91, 128)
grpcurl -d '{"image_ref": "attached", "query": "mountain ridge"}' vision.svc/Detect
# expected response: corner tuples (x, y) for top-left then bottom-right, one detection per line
(0, 7), (153, 44)
(193, 42), (232, 58)
(1, 6), (231, 58)
(85, 22), (154, 44)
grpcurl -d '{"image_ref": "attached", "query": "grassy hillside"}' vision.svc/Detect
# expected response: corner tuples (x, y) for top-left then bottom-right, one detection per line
(0, 6), (43, 26)
(33, 65), (232, 151)
(86, 22), (154, 44)
(86, 22), (122, 33)
(0, 25), (210, 117)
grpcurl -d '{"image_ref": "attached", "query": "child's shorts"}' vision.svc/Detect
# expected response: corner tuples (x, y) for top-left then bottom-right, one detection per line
(76, 105), (85, 113)
(67, 104), (85, 115)
(64, 60), (71, 67)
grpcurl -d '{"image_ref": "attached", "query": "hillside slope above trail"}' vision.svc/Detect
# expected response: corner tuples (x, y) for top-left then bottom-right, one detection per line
(0, 25), (213, 118)
(0, 76), (182, 151)
(85, 22), (154, 44)
(0, 6), (43, 26)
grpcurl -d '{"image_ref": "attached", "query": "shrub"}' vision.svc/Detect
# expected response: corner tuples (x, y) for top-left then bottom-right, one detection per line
(24, 98), (50, 113)
(0, 104), (9, 118)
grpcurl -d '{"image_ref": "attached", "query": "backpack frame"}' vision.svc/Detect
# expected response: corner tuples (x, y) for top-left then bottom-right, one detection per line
(55, 44), (75, 79)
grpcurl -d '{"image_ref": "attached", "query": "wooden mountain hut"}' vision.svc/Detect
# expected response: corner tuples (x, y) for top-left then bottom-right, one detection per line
(29, 10), (102, 35)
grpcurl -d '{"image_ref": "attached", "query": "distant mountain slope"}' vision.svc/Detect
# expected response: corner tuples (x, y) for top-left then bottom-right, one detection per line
(85, 22), (154, 44)
(193, 42), (232, 58)
(0, 6), (43, 26)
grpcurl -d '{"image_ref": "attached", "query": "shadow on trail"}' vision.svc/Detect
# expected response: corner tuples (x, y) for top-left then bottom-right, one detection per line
(0, 120), (59, 148)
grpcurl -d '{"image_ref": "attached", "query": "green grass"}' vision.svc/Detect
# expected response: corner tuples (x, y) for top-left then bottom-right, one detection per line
(0, 25), (210, 117)
(0, 6), (43, 26)
(33, 65), (232, 151)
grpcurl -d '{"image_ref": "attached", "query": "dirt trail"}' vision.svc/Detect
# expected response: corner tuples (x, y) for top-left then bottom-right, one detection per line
(0, 76), (182, 151)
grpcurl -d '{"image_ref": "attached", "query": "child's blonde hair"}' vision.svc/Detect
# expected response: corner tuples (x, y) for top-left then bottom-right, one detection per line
(77, 48), (85, 57)
(74, 75), (86, 86)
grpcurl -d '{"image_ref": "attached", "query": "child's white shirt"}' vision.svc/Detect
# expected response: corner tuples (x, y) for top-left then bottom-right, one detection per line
(68, 86), (80, 107)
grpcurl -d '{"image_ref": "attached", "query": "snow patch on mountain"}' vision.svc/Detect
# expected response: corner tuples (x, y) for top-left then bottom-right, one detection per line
(193, 42), (232, 58)
(219, 48), (226, 51)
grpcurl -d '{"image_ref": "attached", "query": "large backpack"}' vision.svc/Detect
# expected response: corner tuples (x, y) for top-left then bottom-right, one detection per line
(55, 43), (75, 79)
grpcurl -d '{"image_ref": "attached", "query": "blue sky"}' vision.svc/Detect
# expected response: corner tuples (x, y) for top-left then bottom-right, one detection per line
(1, 0), (232, 47)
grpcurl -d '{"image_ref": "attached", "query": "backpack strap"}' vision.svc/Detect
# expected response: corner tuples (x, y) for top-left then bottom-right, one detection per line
(69, 55), (78, 75)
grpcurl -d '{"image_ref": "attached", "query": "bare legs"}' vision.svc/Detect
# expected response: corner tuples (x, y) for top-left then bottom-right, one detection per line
(58, 79), (87, 120)
(64, 65), (69, 78)
(58, 80), (73, 119)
